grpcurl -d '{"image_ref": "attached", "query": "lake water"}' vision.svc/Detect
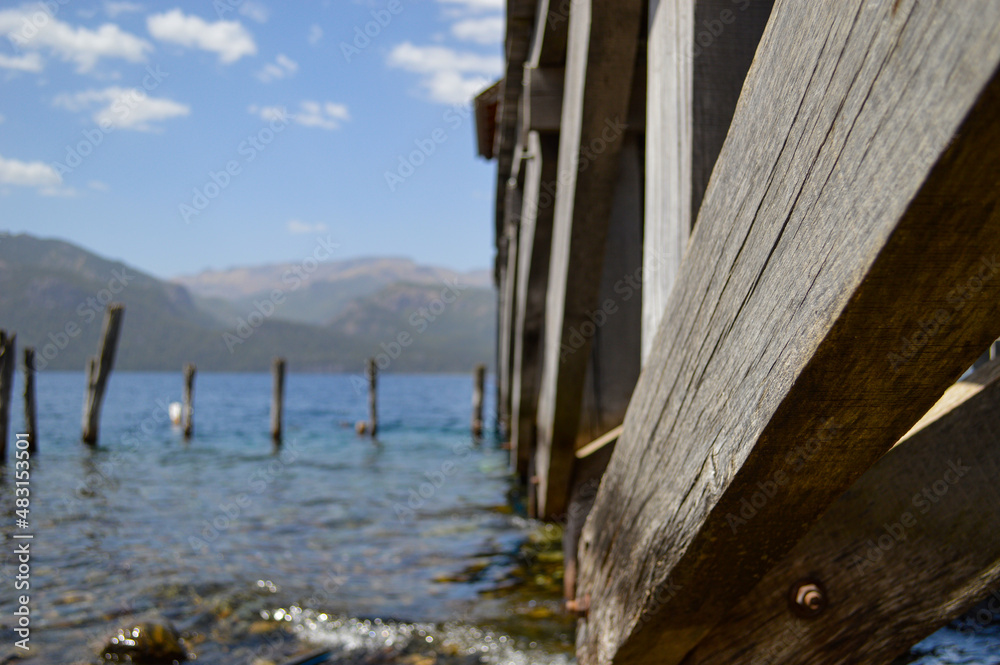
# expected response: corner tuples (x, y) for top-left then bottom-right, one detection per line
(0, 372), (574, 664)
(0, 372), (996, 664)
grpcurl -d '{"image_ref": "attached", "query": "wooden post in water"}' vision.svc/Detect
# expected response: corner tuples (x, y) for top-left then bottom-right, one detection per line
(472, 364), (485, 439)
(23, 347), (37, 454)
(182, 363), (195, 440)
(270, 358), (285, 446)
(366, 358), (378, 438)
(0, 331), (14, 463)
(82, 304), (124, 446)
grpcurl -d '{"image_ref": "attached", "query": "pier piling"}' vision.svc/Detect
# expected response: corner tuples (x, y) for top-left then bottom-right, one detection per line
(182, 363), (195, 440)
(472, 364), (485, 439)
(366, 358), (378, 438)
(23, 347), (37, 454)
(0, 331), (15, 462)
(270, 358), (285, 446)
(82, 304), (124, 446)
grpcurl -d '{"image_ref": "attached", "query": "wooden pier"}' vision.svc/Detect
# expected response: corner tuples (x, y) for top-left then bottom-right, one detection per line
(476, 0), (1000, 663)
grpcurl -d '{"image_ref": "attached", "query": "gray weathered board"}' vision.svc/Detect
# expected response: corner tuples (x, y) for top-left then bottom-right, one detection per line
(642, 0), (773, 359)
(534, 0), (644, 518)
(576, 1), (1000, 663)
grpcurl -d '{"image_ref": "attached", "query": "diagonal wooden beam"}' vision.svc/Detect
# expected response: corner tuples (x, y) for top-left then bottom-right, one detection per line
(681, 357), (1000, 664)
(533, 0), (644, 519)
(576, 1), (1000, 663)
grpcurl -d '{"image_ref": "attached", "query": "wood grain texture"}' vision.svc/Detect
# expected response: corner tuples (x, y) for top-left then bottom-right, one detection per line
(682, 358), (1000, 665)
(576, 1), (1000, 663)
(534, 0), (644, 519)
(81, 304), (123, 446)
(511, 131), (559, 477)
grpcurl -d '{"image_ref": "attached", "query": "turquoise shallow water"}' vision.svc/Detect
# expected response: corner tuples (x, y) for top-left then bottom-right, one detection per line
(0, 371), (574, 664)
(0, 371), (996, 664)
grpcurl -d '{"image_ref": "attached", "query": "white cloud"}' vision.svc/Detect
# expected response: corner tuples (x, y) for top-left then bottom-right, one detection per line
(255, 53), (297, 83)
(436, 0), (503, 13)
(307, 23), (323, 46)
(0, 154), (61, 188)
(88, 179), (109, 191)
(54, 86), (190, 131)
(238, 1), (269, 24)
(387, 42), (501, 104)
(451, 16), (503, 45)
(248, 100), (349, 130)
(287, 219), (328, 234)
(0, 5), (152, 72)
(295, 100), (349, 129)
(147, 9), (256, 64)
(0, 52), (43, 72)
(40, 185), (77, 197)
(104, 1), (143, 18)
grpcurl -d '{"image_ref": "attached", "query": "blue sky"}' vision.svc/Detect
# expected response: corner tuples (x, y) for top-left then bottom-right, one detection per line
(0, 0), (502, 278)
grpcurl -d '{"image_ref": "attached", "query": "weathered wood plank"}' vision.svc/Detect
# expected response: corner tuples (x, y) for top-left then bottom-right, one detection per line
(511, 131), (559, 477)
(82, 304), (124, 446)
(534, 0), (643, 519)
(524, 67), (564, 133)
(642, 0), (773, 361)
(682, 358), (1000, 665)
(498, 158), (525, 437)
(528, 0), (569, 68)
(642, 0), (693, 362)
(575, 131), (644, 448)
(525, 65), (646, 134)
(576, 1), (1000, 663)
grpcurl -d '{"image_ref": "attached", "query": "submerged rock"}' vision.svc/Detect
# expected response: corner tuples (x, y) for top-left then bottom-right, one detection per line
(100, 620), (188, 663)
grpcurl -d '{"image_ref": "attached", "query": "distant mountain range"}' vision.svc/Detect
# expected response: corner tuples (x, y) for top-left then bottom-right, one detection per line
(0, 233), (496, 372)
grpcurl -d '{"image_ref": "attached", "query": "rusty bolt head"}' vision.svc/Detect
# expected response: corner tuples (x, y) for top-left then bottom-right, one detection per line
(788, 579), (827, 618)
(566, 594), (591, 618)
